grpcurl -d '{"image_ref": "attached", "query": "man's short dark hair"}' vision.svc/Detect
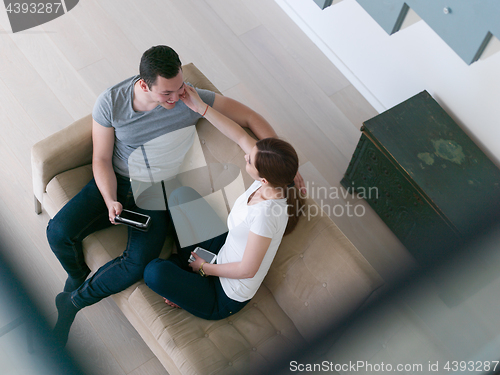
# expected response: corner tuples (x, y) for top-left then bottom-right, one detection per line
(139, 46), (182, 89)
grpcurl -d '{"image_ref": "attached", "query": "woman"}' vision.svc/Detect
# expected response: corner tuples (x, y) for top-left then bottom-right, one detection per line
(143, 85), (304, 320)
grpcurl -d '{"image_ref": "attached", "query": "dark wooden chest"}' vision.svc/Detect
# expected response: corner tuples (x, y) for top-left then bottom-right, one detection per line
(341, 91), (500, 264)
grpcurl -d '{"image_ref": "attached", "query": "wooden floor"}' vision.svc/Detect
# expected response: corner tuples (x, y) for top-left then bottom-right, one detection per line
(0, 0), (415, 374)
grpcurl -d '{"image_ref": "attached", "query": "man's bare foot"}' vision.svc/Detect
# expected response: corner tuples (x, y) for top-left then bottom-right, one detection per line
(164, 298), (181, 309)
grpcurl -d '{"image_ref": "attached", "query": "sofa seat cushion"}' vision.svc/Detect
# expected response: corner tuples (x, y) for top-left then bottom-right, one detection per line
(263, 198), (384, 343)
(46, 164), (93, 214)
(128, 282), (307, 375)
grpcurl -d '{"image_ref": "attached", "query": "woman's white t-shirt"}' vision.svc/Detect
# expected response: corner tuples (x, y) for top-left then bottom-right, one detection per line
(217, 180), (289, 302)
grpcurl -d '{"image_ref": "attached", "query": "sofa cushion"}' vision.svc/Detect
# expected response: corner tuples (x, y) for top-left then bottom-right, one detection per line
(128, 282), (306, 375)
(32, 114), (93, 205)
(263, 198), (384, 343)
(45, 164), (93, 213)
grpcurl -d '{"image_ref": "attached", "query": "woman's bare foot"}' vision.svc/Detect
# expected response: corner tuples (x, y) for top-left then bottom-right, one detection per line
(164, 298), (181, 309)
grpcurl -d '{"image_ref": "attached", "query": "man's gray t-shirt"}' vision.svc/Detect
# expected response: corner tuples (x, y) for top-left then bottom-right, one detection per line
(92, 75), (215, 178)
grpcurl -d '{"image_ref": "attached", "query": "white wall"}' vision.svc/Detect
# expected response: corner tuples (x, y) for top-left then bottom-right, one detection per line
(277, 0), (500, 164)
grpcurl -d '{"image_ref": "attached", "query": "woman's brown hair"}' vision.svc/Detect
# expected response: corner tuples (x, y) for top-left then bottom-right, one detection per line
(254, 138), (305, 235)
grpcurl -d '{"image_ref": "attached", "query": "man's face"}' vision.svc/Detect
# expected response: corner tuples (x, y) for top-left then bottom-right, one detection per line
(147, 70), (185, 109)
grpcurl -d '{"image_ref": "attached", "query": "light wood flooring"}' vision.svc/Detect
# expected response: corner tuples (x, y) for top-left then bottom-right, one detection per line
(0, 0), (415, 374)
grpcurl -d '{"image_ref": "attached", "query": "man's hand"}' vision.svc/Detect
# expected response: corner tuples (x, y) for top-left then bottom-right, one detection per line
(294, 171), (307, 196)
(107, 201), (123, 224)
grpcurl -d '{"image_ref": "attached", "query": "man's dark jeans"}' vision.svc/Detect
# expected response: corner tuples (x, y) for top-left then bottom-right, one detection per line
(46, 174), (170, 309)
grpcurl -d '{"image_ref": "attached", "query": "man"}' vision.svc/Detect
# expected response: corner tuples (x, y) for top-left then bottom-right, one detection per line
(47, 45), (304, 346)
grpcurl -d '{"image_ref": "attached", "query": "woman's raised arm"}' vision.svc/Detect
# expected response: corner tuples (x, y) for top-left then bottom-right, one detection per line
(181, 85), (256, 154)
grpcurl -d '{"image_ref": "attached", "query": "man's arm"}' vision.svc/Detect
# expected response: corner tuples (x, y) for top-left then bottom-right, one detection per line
(212, 94), (306, 193)
(92, 119), (122, 223)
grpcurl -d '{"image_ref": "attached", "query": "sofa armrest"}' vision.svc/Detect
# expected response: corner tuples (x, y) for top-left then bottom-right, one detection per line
(31, 114), (93, 213)
(182, 63), (222, 95)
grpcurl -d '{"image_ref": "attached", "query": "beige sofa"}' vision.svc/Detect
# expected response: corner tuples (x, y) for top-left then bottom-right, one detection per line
(31, 64), (384, 375)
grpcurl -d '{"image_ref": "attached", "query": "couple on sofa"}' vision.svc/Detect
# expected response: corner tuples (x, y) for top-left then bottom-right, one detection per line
(47, 45), (305, 346)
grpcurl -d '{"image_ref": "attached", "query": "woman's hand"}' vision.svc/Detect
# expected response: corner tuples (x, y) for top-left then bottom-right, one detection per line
(180, 85), (207, 114)
(188, 252), (205, 273)
(293, 171), (307, 195)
